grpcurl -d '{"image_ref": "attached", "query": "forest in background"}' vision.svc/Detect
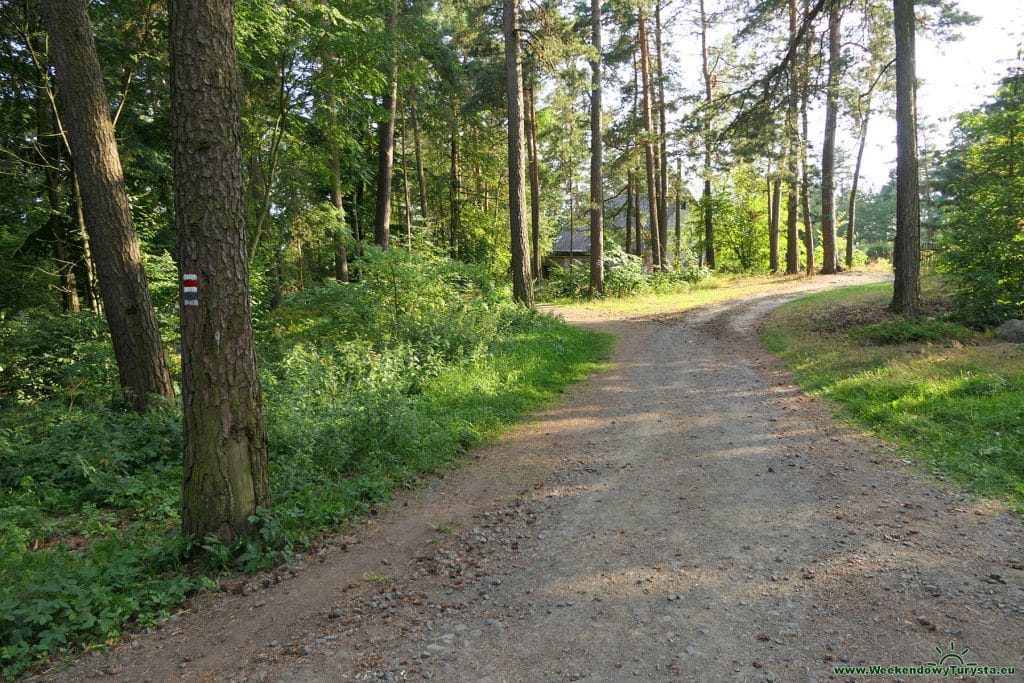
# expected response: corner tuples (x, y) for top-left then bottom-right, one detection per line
(1, 0), (1022, 675)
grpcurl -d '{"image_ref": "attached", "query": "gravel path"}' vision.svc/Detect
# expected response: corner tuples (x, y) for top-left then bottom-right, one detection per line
(49, 273), (1024, 683)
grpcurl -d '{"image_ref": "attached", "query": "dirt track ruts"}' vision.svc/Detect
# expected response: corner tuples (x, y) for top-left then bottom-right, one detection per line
(47, 272), (1024, 683)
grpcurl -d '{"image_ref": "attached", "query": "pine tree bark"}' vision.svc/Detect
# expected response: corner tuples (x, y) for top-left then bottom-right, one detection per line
(625, 171), (633, 255)
(504, 0), (534, 305)
(410, 91), (428, 223)
(528, 82), (542, 279)
(400, 97), (413, 249)
(330, 149), (350, 282)
(800, 0), (814, 276)
(847, 109), (870, 268)
(35, 76), (80, 312)
(675, 158), (682, 261)
(654, 0), (669, 268)
(373, 0), (398, 250)
(449, 126), (460, 259)
(699, 0), (716, 269)
(770, 175), (782, 272)
(890, 0), (921, 315)
(634, 169), (643, 257)
(820, 3), (841, 273)
(785, 0), (800, 275)
(637, 8), (660, 269)
(41, 0), (174, 413)
(169, 0), (270, 544)
(588, 0), (604, 296)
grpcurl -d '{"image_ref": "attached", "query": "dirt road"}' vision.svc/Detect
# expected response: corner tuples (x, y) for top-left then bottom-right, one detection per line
(50, 273), (1024, 682)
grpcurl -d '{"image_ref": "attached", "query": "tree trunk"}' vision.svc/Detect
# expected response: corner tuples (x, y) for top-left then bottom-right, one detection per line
(36, 77), (80, 312)
(770, 176), (782, 272)
(847, 109), (870, 268)
(528, 82), (542, 279)
(625, 171), (633, 255)
(634, 169), (643, 258)
(504, 0), (534, 305)
(800, 0), (814, 276)
(42, 0), (173, 412)
(400, 96), (413, 249)
(655, 0), (669, 268)
(785, 0), (800, 275)
(326, 81), (350, 282)
(373, 0), (398, 250)
(637, 9), (660, 269)
(890, 0), (921, 316)
(675, 158), (682, 262)
(70, 167), (101, 312)
(330, 149), (350, 282)
(820, 4), (841, 273)
(169, 0), (270, 545)
(699, 0), (715, 269)
(410, 91), (428, 222)
(450, 127), (460, 258)
(588, 0), (604, 296)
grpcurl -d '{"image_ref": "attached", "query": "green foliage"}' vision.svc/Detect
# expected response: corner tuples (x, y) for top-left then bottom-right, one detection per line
(936, 72), (1024, 327)
(0, 309), (119, 407)
(0, 251), (610, 676)
(537, 245), (712, 301)
(765, 281), (1024, 511)
(852, 317), (976, 345)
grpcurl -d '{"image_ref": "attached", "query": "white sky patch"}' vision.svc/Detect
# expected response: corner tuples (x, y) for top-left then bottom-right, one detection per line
(849, 1), (1022, 190)
(658, 0), (1022, 193)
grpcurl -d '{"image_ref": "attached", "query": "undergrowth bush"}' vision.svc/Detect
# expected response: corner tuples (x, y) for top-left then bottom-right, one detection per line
(536, 245), (712, 301)
(0, 248), (611, 678)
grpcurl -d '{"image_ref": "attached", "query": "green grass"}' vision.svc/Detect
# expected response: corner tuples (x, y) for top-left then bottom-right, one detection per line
(0, 252), (613, 678)
(764, 281), (1024, 510)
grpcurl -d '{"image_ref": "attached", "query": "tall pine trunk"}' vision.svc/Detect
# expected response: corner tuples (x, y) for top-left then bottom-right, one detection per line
(449, 126), (460, 259)
(169, 0), (270, 544)
(770, 175), (782, 272)
(625, 171), (633, 255)
(847, 109), (870, 268)
(785, 0), (800, 275)
(330, 148), (349, 282)
(400, 97), (413, 249)
(588, 0), (604, 296)
(42, 0), (174, 413)
(891, 0), (921, 315)
(655, 1), (669, 268)
(800, 0), (814, 276)
(528, 82), (542, 279)
(504, 0), (534, 305)
(373, 0), (398, 250)
(820, 3), (841, 274)
(638, 9), (660, 269)
(35, 75), (80, 312)
(410, 91), (428, 223)
(699, 0), (715, 269)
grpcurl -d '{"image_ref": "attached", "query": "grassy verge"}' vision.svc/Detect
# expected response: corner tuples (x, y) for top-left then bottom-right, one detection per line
(0, 252), (612, 678)
(763, 280), (1024, 511)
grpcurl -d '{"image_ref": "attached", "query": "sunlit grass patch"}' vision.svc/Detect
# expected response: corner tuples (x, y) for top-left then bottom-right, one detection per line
(764, 280), (1024, 510)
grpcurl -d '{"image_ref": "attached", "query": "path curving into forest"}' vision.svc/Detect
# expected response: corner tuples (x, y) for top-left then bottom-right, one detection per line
(48, 272), (1024, 682)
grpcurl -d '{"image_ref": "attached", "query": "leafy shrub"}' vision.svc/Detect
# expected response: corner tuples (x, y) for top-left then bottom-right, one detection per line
(863, 241), (893, 262)
(0, 309), (119, 407)
(536, 245), (712, 301)
(935, 73), (1024, 327)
